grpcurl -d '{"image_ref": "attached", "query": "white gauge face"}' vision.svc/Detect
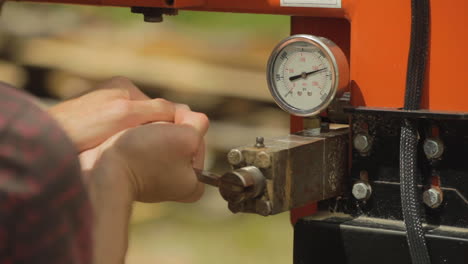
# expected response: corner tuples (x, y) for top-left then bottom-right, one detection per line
(267, 35), (347, 117)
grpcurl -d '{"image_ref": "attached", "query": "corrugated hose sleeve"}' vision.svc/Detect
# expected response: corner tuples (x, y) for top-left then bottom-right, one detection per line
(400, 120), (431, 264)
(400, 0), (431, 263)
(404, 0), (430, 110)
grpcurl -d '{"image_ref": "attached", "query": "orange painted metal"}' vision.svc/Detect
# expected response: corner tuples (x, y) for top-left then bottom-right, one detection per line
(14, 0), (468, 111)
(289, 17), (350, 223)
(14, 0), (468, 220)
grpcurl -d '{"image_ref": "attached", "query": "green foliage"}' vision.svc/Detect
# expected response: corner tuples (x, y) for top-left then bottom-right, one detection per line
(171, 11), (288, 31)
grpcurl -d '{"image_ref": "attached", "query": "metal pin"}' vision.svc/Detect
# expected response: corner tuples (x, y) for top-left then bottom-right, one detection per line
(255, 137), (265, 148)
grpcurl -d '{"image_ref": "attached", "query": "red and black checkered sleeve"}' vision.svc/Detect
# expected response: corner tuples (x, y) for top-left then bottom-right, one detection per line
(0, 83), (92, 264)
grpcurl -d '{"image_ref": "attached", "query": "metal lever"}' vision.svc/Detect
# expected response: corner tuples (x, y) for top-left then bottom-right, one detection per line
(194, 168), (221, 187)
(194, 167), (266, 206)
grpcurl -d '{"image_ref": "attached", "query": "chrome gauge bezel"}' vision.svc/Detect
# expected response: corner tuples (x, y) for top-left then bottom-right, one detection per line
(266, 34), (348, 117)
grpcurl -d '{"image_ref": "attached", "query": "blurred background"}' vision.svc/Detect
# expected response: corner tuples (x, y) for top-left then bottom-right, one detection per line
(0, 2), (294, 264)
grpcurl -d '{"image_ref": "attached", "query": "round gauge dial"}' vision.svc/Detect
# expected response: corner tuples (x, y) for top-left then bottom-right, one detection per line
(267, 34), (349, 117)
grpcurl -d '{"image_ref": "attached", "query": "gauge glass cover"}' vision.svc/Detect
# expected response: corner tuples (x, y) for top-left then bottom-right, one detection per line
(267, 35), (343, 117)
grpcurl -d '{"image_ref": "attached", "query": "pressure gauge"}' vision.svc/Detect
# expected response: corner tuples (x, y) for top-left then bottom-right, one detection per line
(267, 34), (349, 117)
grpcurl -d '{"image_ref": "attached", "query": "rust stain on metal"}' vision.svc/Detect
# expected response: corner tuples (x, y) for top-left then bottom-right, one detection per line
(224, 127), (349, 216)
(284, 149), (292, 212)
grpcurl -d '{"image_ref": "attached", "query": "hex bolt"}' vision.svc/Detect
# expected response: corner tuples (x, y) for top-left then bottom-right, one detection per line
(256, 200), (272, 216)
(352, 182), (372, 201)
(228, 202), (244, 214)
(255, 137), (265, 148)
(353, 133), (371, 153)
(130, 6), (177, 23)
(423, 188), (443, 208)
(255, 151), (271, 169)
(227, 149), (244, 166)
(423, 138), (444, 159)
(219, 166), (266, 204)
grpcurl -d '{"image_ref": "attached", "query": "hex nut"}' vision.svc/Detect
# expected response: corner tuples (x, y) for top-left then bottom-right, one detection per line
(228, 202), (244, 214)
(256, 200), (272, 216)
(254, 151), (271, 169)
(352, 182), (372, 201)
(423, 188), (443, 208)
(227, 149), (244, 166)
(353, 133), (371, 153)
(423, 138), (444, 159)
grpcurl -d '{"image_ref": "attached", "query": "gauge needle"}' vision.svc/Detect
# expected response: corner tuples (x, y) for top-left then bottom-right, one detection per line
(289, 68), (327, 81)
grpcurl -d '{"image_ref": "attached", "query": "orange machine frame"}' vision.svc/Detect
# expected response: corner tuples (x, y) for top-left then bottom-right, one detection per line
(14, 0), (468, 220)
(16, 0), (468, 112)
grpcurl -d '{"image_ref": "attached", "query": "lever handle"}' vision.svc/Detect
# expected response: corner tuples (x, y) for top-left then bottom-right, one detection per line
(195, 166), (266, 205)
(194, 168), (221, 187)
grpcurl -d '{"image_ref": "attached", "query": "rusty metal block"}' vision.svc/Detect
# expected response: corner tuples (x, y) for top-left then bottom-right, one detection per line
(229, 127), (348, 215)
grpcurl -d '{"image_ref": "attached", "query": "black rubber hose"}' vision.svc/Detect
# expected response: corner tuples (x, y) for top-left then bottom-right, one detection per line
(400, 0), (431, 263)
(400, 120), (430, 264)
(404, 0), (430, 110)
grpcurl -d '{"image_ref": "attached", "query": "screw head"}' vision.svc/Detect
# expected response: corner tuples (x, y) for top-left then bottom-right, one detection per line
(256, 200), (272, 216)
(255, 137), (265, 148)
(353, 134), (371, 152)
(254, 151), (271, 169)
(227, 149), (244, 166)
(423, 138), (444, 159)
(352, 182), (372, 201)
(423, 188), (443, 208)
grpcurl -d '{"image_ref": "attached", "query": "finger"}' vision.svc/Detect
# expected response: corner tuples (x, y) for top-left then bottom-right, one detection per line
(127, 98), (176, 125)
(192, 139), (205, 170)
(179, 140), (206, 203)
(174, 104), (191, 124)
(175, 104), (191, 111)
(99, 76), (150, 100)
(127, 87), (151, 101)
(175, 109), (210, 136)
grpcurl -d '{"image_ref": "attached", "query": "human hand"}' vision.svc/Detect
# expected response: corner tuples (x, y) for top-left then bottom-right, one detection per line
(48, 77), (175, 152)
(82, 106), (209, 203)
(81, 100), (208, 264)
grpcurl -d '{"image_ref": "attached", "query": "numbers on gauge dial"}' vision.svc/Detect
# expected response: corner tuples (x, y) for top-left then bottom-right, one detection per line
(273, 42), (333, 111)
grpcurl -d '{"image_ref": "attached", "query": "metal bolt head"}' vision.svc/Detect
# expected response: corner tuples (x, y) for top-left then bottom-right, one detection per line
(256, 200), (272, 216)
(423, 138), (444, 159)
(228, 202), (244, 214)
(219, 171), (249, 203)
(423, 188), (443, 208)
(219, 166), (265, 204)
(352, 182), (372, 201)
(227, 149), (244, 166)
(255, 137), (265, 148)
(254, 151), (271, 169)
(353, 133), (371, 152)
